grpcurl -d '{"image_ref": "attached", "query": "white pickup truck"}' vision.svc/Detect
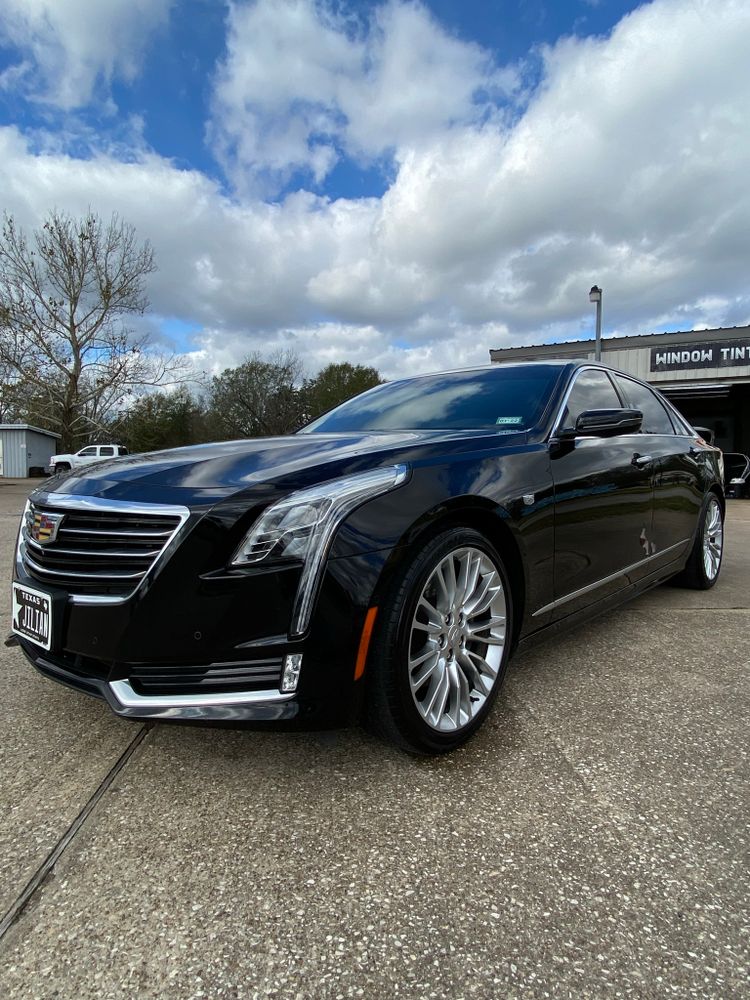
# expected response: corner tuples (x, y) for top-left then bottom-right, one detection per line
(48, 443), (129, 474)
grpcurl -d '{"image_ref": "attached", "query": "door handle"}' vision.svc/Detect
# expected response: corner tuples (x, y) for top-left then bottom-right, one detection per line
(632, 453), (653, 467)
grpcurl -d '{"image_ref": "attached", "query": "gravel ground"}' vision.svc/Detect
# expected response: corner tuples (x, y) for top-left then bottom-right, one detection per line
(0, 479), (747, 999)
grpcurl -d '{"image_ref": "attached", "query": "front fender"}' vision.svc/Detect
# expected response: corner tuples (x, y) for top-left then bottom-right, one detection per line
(328, 450), (555, 641)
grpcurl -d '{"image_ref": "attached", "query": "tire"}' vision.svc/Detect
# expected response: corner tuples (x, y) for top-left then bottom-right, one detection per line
(54, 462), (71, 472)
(365, 528), (513, 755)
(674, 493), (724, 590)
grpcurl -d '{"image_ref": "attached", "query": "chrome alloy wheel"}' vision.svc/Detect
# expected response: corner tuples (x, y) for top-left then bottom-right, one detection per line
(702, 497), (723, 581)
(408, 546), (507, 733)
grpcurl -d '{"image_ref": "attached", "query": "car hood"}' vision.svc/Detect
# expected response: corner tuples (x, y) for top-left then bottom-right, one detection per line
(37, 429), (527, 506)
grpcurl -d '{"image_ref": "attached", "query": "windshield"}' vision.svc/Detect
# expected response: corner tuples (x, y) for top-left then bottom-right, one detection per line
(301, 365), (560, 433)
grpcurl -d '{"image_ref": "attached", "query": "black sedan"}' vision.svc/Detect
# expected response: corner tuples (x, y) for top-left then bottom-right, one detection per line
(12, 361), (725, 754)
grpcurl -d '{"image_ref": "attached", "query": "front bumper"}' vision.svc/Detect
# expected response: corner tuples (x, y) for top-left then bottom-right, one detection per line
(20, 638), (298, 721)
(13, 485), (398, 726)
(13, 542), (391, 726)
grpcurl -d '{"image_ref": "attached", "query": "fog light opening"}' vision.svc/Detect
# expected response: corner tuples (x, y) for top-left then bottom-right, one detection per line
(281, 653), (303, 692)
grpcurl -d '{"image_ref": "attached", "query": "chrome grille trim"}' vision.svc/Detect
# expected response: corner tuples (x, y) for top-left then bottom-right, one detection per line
(59, 527), (174, 539)
(19, 494), (190, 604)
(25, 538), (163, 559)
(23, 553), (147, 581)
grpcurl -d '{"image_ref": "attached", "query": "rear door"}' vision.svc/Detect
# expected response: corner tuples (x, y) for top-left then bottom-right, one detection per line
(548, 368), (654, 618)
(611, 375), (702, 567)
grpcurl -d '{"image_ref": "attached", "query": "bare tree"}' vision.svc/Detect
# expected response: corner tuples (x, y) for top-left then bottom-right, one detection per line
(0, 209), (187, 450)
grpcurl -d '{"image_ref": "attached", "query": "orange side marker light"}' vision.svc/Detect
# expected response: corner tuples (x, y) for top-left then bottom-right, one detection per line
(354, 607), (378, 681)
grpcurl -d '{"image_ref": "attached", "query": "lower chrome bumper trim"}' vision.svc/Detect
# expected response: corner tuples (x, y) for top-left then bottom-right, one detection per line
(108, 679), (293, 710)
(19, 640), (299, 722)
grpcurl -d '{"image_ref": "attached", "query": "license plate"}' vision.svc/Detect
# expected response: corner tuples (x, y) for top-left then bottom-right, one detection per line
(11, 583), (52, 651)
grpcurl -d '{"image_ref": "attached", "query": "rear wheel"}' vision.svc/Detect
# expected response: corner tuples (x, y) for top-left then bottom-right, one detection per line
(365, 528), (513, 754)
(674, 493), (724, 590)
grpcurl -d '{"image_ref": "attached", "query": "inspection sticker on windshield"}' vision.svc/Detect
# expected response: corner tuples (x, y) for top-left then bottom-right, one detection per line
(12, 583), (52, 650)
(496, 416), (523, 426)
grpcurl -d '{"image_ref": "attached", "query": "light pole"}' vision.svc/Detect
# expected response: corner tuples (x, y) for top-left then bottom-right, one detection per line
(589, 285), (602, 361)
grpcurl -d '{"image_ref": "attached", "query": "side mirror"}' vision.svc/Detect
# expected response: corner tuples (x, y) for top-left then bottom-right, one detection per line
(559, 408), (643, 439)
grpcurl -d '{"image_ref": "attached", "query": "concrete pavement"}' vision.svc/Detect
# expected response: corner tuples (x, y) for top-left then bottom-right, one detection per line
(0, 479), (747, 998)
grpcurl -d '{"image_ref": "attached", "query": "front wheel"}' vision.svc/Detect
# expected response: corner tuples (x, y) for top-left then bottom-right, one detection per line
(365, 528), (513, 754)
(674, 493), (724, 590)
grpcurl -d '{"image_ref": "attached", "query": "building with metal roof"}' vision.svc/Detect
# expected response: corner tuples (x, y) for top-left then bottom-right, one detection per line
(490, 325), (750, 454)
(0, 425), (61, 478)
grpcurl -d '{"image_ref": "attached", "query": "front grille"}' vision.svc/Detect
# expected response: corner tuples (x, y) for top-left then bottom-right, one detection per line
(21, 499), (188, 598)
(129, 659), (284, 696)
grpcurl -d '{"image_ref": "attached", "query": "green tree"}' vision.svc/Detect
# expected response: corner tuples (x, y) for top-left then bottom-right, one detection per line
(206, 351), (305, 439)
(303, 362), (383, 421)
(118, 386), (204, 453)
(0, 209), (186, 450)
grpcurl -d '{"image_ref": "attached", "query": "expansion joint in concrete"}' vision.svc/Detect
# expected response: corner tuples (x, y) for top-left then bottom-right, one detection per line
(0, 723), (153, 945)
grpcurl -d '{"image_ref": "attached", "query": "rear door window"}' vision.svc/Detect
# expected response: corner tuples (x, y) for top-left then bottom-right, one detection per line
(613, 376), (675, 434)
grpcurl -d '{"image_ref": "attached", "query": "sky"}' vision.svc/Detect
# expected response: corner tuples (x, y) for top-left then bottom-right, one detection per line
(0, 0), (748, 380)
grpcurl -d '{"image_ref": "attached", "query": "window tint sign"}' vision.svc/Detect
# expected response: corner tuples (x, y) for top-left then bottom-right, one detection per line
(650, 338), (750, 372)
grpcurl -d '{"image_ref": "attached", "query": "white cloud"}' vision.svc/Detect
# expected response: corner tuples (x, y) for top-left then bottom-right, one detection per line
(187, 319), (512, 381)
(0, 0), (174, 109)
(211, 0), (517, 190)
(0, 0), (749, 383)
(307, 0), (750, 335)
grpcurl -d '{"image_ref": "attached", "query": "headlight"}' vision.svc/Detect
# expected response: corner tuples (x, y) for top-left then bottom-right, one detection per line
(232, 464), (410, 636)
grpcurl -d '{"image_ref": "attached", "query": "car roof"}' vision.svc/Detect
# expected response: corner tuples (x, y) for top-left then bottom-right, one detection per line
(387, 358), (585, 382)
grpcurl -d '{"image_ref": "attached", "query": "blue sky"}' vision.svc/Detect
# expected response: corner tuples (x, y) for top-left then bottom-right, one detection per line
(0, 1), (640, 194)
(0, 0), (748, 377)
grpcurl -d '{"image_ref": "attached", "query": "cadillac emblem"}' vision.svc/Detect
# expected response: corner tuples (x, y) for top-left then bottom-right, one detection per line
(27, 509), (65, 545)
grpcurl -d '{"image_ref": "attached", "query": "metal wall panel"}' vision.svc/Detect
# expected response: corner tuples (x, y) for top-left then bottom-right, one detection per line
(26, 431), (57, 472)
(0, 429), (26, 477)
(601, 346), (750, 384)
(0, 428), (59, 476)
